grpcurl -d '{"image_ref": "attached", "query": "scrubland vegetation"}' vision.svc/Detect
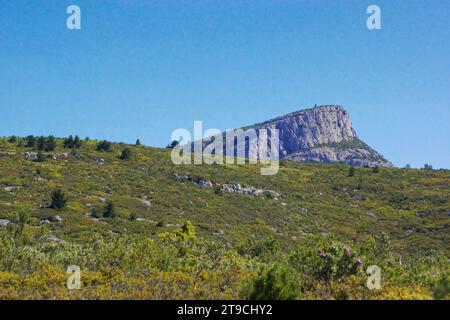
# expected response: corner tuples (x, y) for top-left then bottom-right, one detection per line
(0, 137), (448, 299)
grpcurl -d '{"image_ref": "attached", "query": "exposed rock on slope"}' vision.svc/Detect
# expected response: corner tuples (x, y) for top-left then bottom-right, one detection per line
(205, 105), (392, 167)
(171, 173), (281, 198)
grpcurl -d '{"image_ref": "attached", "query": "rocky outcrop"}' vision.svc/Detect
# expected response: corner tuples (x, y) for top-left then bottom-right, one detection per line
(205, 105), (392, 167)
(171, 173), (280, 198)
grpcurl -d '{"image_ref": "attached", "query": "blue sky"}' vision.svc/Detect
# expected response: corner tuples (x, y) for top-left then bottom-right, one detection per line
(0, 0), (449, 168)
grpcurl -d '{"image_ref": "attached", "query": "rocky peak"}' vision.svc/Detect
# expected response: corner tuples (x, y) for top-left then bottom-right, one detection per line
(202, 104), (392, 167)
(251, 105), (357, 155)
(247, 104), (392, 167)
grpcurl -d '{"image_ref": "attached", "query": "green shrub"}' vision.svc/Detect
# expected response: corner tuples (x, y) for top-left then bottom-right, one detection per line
(51, 189), (68, 210)
(129, 212), (137, 221)
(348, 166), (355, 177)
(120, 148), (132, 160)
(166, 140), (179, 149)
(34, 151), (46, 163)
(63, 135), (82, 149)
(242, 263), (299, 300)
(238, 237), (279, 262)
(97, 140), (112, 152)
(433, 274), (450, 300)
(36, 136), (46, 151)
(289, 239), (363, 282)
(44, 136), (56, 151)
(213, 185), (223, 195)
(26, 135), (36, 148)
(103, 201), (116, 218)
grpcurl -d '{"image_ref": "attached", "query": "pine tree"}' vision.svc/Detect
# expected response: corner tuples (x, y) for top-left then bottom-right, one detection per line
(120, 148), (132, 160)
(166, 140), (179, 149)
(51, 189), (68, 210)
(348, 166), (355, 177)
(36, 136), (46, 151)
(26, 135), (36, 148)
(103, 201), (116, 218)
(44, 136), (56, 151)
(63, 135), (74, 148)
(97, 140), (112, 152)
(73, 135), (82, 148)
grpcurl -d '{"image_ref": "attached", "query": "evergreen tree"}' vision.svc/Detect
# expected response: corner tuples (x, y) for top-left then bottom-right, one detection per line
(73, 135), (82, 148)
(97, 140), (112, 152)
(63, 135), (82, 149)
(51, 189), (68, 211)
(103, 201), (116, 218)
(243, 264), (299, 300)
(166, 140), (179, 149)
(44, 136), (56, 151)
(135, 139), (141, 146)
(348, 166), (355, 177)
(120, 148), (132, 160)
(36, 136), (46, 151)
(26, 135), (36, 148)
(63, 135), (74, 148)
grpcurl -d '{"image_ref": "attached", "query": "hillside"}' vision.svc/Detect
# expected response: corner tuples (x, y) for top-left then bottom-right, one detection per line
(0, 137), (449, 299)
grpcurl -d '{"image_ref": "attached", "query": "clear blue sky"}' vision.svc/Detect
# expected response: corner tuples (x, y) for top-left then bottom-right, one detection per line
(1, 0), (449, 168)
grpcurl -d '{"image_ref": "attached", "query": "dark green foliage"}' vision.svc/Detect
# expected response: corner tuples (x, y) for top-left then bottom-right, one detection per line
(289, 240), (362, 282)
(433, 274), (450, 300)
(120, 148), (132, 160)
(423, 164), (433, 170)
(348, 166), (355, 177)
(45, 136), (56, 151)
(90, 206), (102, 219)
(238, 237), (280, 262)
(8, 136), (17, 143)
(36, 136), (46, 151)
(50, 189), (68, 211)
(103, 201), (116, 218)
(63, 135), (82, 149)
(7, 209), (30, 241)
(129, 212), (138, 221)
(390, 192), (408, 204)
(166, 140), (179, 149)
(26, 135), (36, 148)
(242, 263), (299, 300)
(36, 135), (56, 152)
(135, 139), (141, 146)
(372, 166), (380, 173)
(97, 140), (112, 152)
(34, 151), (46, 163)
(213, 185), (223, 195)
(156, 221), (164, 227)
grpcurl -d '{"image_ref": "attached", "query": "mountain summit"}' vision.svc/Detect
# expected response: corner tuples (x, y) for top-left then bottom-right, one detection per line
(211, 105), (392, 167)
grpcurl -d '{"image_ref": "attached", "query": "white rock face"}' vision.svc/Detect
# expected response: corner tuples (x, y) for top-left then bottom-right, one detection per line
(255, 105), (356, 155)
(205, 105), (392, 167)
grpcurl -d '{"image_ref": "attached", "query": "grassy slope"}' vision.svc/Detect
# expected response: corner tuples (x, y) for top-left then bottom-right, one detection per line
(0, 138), (449, 259)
